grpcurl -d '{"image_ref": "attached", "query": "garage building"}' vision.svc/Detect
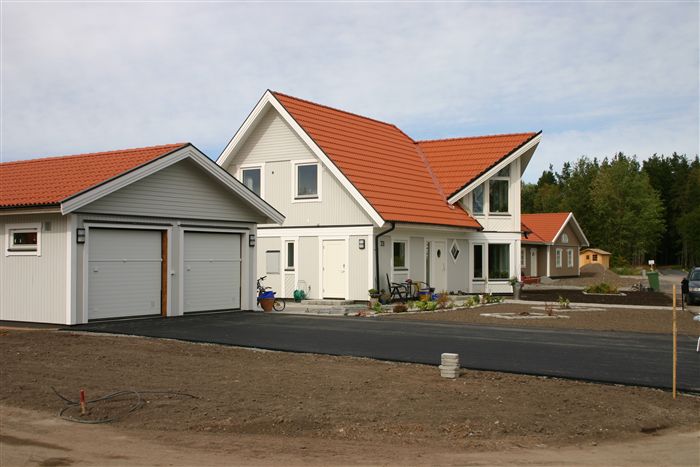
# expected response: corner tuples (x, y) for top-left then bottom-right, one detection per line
(0, 143), (284, 324)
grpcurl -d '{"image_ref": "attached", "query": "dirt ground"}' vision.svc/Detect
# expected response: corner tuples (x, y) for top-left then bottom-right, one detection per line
(547, 263), (643, 288)
(383, 303), (700, 335)
(520, 288), (673, 306)
(1, 328), (699, 466)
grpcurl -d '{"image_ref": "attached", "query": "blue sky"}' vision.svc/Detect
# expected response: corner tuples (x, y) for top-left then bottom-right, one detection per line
(2, 2), (698, 182)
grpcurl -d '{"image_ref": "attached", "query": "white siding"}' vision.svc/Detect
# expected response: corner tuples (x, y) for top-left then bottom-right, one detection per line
(298, 236), (319, 299)
(80, 159), (265, 223)
(447, 239), (469, 293)
(223, 108), (372, 226)
(0, 214), (68, 324)
(348, 235), (370, 301)
(256, 237), (282, 297)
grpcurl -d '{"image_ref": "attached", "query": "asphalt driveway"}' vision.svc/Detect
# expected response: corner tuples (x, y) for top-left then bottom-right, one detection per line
(69, 312), (700, 392)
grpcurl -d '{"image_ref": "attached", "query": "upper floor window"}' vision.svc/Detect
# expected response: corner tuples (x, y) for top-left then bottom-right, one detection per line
(295, 163), (319, 199)
(241, 167), (262, 196)
(472, 184), (484, 215)
(561, 233), (569, 243)
(5, 223), (41, 256)
(489, 165), (510, 214)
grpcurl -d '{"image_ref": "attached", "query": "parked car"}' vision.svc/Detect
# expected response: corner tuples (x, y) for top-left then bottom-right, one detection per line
(685, 267), (700, 305)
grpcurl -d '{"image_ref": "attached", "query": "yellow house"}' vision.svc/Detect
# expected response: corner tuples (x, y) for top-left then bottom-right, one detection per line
(580, 248), (611, 269)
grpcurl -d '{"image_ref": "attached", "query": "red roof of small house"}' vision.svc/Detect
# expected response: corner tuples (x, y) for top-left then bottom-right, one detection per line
(273, 92), (539, 229)
(0, 143), (188, 208)
(521, 212), (572, 243)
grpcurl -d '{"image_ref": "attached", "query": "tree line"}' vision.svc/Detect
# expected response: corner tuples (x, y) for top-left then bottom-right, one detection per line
(522, 153), (700, 268)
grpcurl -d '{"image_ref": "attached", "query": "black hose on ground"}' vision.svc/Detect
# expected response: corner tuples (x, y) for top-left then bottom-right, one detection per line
(51, 386), (197, 424)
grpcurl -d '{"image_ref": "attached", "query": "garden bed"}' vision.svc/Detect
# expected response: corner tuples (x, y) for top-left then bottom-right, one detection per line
(520, 289), (672, 306)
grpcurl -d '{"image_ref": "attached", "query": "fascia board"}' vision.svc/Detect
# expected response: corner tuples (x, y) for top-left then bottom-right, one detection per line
(447, 134), (542, 204)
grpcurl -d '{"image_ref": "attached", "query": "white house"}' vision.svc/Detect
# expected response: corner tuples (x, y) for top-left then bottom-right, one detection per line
(0, 143), (283, 324)
(218, 91), (542, 300)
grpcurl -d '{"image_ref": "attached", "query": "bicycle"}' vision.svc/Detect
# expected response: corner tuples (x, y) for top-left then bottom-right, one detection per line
(256, 276), (286, 311)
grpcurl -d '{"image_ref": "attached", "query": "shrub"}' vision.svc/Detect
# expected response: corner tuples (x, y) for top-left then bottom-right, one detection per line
(585, 282), (619, 294)
(392, 303), (408, 313)
(425, 301), (438, 311)
(436, 292), (451, 309)
(372, 301), (383, 313)
(406, 301), (415, 310)
(415, 300), (429, 311)
(558, 296), (571, 309)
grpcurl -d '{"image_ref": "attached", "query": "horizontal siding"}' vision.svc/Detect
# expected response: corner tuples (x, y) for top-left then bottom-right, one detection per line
(224, 108), (371, 226)
(0, 214), (67, 323)
(80, 159), (264, 223)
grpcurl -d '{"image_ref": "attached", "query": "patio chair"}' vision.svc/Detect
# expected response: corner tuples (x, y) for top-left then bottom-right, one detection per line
(386, 274), (408, 301)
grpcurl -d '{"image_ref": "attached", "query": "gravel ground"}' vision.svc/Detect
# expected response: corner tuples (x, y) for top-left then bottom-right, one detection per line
(381, 303), (700, 335)
(2, 328), (699, 454)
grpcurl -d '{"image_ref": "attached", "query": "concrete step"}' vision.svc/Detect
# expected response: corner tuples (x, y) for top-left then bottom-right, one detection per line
(273, 302), (367, 316)
(297, 299), (358, 306)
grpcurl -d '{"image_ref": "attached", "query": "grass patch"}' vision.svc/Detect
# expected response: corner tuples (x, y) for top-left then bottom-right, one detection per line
(584, 282), (619, 294)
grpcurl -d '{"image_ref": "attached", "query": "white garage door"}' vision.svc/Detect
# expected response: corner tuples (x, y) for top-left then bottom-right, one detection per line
(184, 232), (241, 313)
(88, 228), (162, 320)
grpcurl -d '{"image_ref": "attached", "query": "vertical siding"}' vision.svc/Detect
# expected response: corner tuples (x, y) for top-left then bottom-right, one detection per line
(0, 214), (68, 324)
(447, 239), (469, 293)
(223, 108), (372, 226)
(257, 237), (282, 295)
(80, 159), (264, 223)
(348, 235), (369, 300)
(298, 237), (319, 298)
(376, 235), (392, 291)
(409, 237), (425, 283)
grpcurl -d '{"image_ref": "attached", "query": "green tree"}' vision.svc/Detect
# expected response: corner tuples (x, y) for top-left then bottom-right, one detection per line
(591, 154), (665, 264)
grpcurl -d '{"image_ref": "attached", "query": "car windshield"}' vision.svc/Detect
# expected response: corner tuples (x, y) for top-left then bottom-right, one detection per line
(690, 270), (700, 281)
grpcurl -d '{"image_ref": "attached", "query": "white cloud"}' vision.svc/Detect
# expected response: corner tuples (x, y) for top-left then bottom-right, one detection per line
(1, 2), (698, 174)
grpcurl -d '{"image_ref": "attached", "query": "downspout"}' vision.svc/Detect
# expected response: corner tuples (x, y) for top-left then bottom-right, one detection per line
(375, 222), (395, 291)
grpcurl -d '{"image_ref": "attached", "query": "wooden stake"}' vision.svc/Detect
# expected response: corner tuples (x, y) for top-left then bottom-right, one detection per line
(673, 284), (677, 400)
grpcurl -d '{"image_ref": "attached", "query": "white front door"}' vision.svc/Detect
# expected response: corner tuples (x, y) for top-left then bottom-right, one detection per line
(322, 240), (346, 299)
(184, 232), (241, 312)
(430, 240), (447, 292)
(530, 248), (538, 276)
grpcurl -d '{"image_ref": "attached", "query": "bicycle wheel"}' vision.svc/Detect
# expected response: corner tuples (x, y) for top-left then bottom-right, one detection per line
(273, 298), (286, 311)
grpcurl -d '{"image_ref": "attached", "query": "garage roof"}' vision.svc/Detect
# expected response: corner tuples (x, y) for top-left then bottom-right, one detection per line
(1, 143), (187, 208)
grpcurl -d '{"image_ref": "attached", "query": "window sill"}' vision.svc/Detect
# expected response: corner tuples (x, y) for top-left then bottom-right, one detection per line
(284, 268), (295, 272)
(487, 212), (511, 217)
(292, 197), (320, 204)
(393, 268), (408, 272)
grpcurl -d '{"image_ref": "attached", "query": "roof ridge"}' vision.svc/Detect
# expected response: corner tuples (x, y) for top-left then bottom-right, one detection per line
(0, 142), (189, 166)
(271, 91), (406, 134)
(416, 132), (538, 144)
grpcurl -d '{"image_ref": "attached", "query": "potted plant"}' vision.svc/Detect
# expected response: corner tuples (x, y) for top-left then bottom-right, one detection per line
(259, 291), (275, 312)
(379, 290), (391, 305)
(509, 276), (522, 300)
(368, 288), (380, 308)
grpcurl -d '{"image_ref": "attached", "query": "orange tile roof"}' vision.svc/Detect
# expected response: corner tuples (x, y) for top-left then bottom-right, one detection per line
(0, 143), (188, 208)
(273, 91), (539, 229)
(417, 133), (539, 198)
(521, 212), (572, 243)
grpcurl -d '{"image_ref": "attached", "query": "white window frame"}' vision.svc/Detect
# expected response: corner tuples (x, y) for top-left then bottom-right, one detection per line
(266, 250), (281, 274)
(521, 247), (526, 268)
(284, 240), (296, 271)
(567, 248), (574, 268)
(488, 164), (511, 215)
(561, 233), (569, 243)
(5, 222), (41, 256)
(392, 239), (408, 271)
(472, 183), (485, 215)
(472, 243), (485, 281)
(555, 248), (563, 268)
(450, 239), (461, 263)
(238, 163), (265, 198)
(292, 160), (322, 203)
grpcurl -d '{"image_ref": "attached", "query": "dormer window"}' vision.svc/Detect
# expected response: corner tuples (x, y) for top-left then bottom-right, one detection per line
(489, 166), (510, 214)
(472, 184), (484, 215)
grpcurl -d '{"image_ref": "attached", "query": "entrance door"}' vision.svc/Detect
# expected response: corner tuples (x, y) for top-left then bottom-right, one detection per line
(430, 240), (447, 291)
(530, 248), (538, 276)
(88, 228), (162, 320)
(322, 239), (346, 299)
(184, 232), (241, 312)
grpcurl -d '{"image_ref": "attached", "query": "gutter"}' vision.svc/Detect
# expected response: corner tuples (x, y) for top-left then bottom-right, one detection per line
(374, 222), (395, 291)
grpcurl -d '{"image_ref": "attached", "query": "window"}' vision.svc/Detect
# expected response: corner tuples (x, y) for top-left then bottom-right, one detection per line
(393, 241), (406, 270)
(285, 241), (295, 271)
(496, 166), (510, 177)
(586, 255), (590, 260)
(473, 244), (484, 279)
(592, 254), (598, 261)
(488, 244), (510, 279)
(567, 249), (574, 267)
(561, 233), (569, 243)
(241, 167), (262, 196)
(295, 163), (318, 199)
(266, 250), (280, 274)
(521, 248), (526, 267)
(5, 223), (41, 256)
(450, 240), (460, 262)
(472, 184), (484, 215)
(555, 248), (563, 268)
(489, 179), (509, 213)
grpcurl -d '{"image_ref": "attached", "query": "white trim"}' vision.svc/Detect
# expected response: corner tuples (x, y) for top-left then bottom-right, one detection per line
(567, 248), (574, 268)
(4, 222), (41, 256)
(61, 146), (285, 225)
(291, 160), (322, 203)
(391, 238), (409, 275)
(448, 134), (541, 204)
(520, 245), (526, 268)
(0, 207), (61, 216)
(238, 163), (265, 198)
(65, 214), (77, 325)
(367, 233), (375, 294)
(257, 225), (373, 238)
(216, 91), (385, 227)
(281, 236), (299, 297)
(82, 222), (173, 324)
(546, 246), (551, 277)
